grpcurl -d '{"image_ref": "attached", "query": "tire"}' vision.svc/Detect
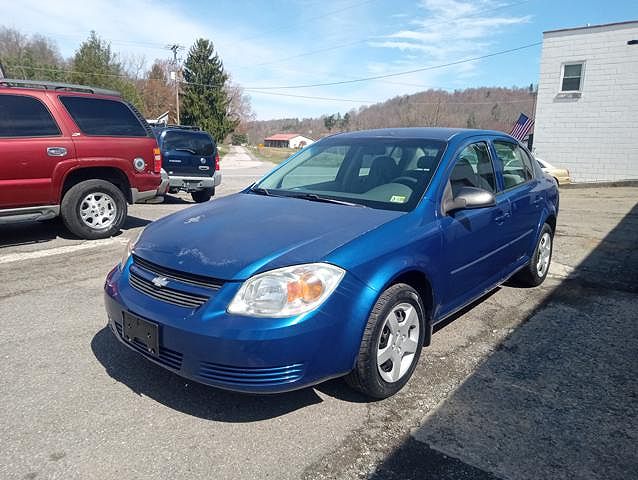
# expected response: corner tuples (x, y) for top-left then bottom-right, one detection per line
(345, 283), (425, 399)
(513, 223), (553, 287)
(191, 188), (214, 203)
(60, 179), (127, 240)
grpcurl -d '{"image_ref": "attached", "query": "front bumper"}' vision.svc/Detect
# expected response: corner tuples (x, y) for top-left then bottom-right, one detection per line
(103, 262), (376, 393)
(168, 171), (222, 192)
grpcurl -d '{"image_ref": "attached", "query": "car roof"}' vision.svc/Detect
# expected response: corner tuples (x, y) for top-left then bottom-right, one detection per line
(328, 127), (514, 142)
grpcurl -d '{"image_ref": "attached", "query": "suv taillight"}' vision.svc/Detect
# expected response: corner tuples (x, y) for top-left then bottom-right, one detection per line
(215, 152), (220, 171)
(153, 147), (162, 173)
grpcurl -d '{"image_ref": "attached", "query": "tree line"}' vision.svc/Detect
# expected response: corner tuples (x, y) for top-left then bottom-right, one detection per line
(0, 27), (253, 142)
(246, 86), (535, 145)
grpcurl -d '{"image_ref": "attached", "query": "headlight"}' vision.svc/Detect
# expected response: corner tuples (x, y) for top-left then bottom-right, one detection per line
(120, 230), (144, 270)
(228, 263), (345, 317)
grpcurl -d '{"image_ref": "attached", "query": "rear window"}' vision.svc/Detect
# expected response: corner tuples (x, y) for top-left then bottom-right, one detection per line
(59, 96), (149, 137)
(161, 131), (215, 156)
(0, 94), (60, 137)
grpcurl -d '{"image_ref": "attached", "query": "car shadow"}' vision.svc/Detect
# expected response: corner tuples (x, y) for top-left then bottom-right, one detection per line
(161, 194), (195, 205)
(91, 327), (324, 422)
(0, 216), (152, 248)
(367, 202), (638, 479)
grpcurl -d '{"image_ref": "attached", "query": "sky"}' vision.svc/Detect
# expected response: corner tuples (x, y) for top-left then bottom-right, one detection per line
(3, 0), (637, 119)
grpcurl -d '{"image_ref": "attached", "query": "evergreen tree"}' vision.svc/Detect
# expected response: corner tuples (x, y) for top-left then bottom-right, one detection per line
(181, 39), (238, 140)
(71, 31), (140, 106)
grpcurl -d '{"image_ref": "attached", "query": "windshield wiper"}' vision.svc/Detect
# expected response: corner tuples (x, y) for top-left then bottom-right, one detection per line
(249, 186), (272, 196)
(175, 147), (197, 154)
(287, 192), (363, 207)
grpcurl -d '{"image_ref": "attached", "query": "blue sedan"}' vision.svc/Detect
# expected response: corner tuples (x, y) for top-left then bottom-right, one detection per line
(104, 128), (559, 398)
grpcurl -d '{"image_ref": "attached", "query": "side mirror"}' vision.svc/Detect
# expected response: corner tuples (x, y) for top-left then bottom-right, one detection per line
(443, 186), (496, 214)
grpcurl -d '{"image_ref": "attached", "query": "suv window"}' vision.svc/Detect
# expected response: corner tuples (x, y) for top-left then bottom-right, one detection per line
(449, 142), (496, 195)
(162, 131), (215, 156)
(493, 141), (534, 189)
(59, 96), (148, 137)
(0, 94), (60, 138)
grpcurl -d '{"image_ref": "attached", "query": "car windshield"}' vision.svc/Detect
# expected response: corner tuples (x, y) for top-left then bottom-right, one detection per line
(254, 137), (446, 211)
(162, 131), (215, 156)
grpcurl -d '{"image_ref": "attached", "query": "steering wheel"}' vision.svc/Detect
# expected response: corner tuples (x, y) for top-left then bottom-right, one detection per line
(392, 176), (419, 188)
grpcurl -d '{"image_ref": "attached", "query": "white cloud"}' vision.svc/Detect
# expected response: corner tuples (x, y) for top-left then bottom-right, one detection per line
(368, 0), (531, 76)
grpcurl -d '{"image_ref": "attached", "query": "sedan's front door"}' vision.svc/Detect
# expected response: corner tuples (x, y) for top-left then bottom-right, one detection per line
(438, 141), (514, 317)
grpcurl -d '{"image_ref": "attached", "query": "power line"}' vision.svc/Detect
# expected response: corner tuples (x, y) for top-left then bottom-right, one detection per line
(244, 41), (542, 90)
(7, 40), (541, 92)
(244, 88), (534, 105)
(237, 0), (532, 69)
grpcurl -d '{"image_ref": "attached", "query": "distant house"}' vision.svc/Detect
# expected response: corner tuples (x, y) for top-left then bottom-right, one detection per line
(264, 133), (314, 149)
(533, 20), (638, 182)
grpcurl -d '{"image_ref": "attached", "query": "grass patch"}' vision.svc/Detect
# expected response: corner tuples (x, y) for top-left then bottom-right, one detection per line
(247, 146), (297, 164)
(217, 144), (230, 159)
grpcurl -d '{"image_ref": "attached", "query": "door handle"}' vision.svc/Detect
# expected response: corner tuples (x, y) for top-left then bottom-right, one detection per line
(494, 211), (511, 224)
(47, 147), (67, 157)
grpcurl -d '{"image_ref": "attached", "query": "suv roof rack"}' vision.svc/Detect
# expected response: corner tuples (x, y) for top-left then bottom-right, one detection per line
(0, 78), (121, 97)
(160, 124), (201, 131)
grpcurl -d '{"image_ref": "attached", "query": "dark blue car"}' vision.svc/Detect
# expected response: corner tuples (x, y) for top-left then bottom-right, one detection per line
(104, 128), (558, 398)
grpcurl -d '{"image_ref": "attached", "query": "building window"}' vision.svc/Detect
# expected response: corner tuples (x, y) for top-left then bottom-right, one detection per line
(561, 62), (584, 92)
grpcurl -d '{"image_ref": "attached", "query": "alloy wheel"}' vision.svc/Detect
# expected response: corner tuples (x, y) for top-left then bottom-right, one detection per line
(377, 302), (420, 383)
(536, 232), (552, 277)
(79, 192), (117, 230)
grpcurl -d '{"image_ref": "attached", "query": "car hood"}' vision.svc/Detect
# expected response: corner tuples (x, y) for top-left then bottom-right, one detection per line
(135, 192), (403, 280)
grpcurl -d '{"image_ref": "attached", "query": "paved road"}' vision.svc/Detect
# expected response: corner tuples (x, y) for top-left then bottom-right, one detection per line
(0, 167), (636, 479)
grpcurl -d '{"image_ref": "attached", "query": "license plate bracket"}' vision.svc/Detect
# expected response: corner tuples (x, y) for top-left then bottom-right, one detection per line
(122, 312), (159, 357)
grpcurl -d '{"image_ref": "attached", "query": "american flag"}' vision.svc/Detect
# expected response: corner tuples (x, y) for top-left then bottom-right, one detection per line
(509, 113), (534, 141)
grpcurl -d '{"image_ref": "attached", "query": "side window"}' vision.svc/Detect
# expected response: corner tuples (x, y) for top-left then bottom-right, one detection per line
(0, 94), (60, 137)
(493, 141), (533, 189)
(59, 96), (148, 137)
(449, 142), (496, 195)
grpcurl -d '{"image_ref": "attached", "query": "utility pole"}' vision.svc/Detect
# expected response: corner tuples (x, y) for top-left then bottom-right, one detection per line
(165, 44), (184, 125)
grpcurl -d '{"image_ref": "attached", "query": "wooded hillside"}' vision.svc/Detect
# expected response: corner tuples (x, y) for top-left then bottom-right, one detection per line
(246, 87), (534, 145)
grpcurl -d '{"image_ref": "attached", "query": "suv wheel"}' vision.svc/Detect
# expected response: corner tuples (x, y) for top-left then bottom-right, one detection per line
(61, 180), (127, 239)
(191, 188), (214, 203)
(513, 223), (553, 287)
(345, 283), (425, 399)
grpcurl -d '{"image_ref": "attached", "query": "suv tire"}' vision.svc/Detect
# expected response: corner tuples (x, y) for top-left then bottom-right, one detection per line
(61, 179), (127, 239)
(345, 283), (425, 399)
(191, 188), (214, 203)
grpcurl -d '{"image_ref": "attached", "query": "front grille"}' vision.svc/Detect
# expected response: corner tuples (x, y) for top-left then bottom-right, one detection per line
(132, 255), (223, 290)
(114, 321), (183, 370)
(198, 361), (305, 387)
(129, 270), (208, 308)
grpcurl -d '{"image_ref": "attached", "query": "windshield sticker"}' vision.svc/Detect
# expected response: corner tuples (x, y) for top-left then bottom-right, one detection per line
(390, 195), (407, 203)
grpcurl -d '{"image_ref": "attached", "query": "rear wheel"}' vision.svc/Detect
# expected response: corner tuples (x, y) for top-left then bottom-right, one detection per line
(61, 179), (127, 239)
(513, 223), (553, 287)
(191, 188), (214, 203)
(345, 283), (425, 399)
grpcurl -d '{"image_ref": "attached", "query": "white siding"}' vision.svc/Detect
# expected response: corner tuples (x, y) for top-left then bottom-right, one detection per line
(289, 136), (315, 148)
(533, 23), (638, 182)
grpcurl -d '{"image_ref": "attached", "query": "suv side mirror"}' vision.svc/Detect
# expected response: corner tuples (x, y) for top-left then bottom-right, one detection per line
(443, 186), (496, 214)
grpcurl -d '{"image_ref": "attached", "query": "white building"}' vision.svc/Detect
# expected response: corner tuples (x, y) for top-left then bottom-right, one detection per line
(264, 133), (315, 149)
(533, 21), (638, 183)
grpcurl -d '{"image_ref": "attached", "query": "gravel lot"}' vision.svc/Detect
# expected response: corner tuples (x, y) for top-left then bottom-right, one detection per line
(1, 149), (636, 480)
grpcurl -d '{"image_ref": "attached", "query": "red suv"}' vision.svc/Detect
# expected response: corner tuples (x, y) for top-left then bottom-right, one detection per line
(0, 79), (168, 239)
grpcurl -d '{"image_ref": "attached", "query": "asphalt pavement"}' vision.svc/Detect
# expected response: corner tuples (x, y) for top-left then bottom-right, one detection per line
(0, 151), (636, 480)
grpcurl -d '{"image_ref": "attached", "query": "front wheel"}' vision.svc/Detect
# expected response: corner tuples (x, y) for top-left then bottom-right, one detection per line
(513, 223), (553, 287)
(191, 188), (214, 203)
(345, 283), (425, 399)
(61, 179), (127, 239)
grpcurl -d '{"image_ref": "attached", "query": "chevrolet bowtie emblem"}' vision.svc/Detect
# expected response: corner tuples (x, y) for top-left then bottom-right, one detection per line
(151, 276), (169, 288)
